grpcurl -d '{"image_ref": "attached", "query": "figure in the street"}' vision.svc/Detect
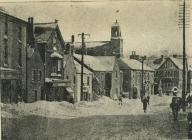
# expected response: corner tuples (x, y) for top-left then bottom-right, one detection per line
(119, 95), (122, 106)
(170, 95), (182, 121)
(147, 95), (150, 105)
(142, 96), (148, 113)
(188, 112), (192, 139)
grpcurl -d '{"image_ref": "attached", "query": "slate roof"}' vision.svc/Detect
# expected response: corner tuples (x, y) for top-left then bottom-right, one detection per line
(74, 54), (116, 72)
(74, 41), (110, 49)
(118, 58), (154, 71)
(170, 57), (183, 69)
(145, 57), (165, 70)
(74, 41), (112, 56)
(34, 23), (56, 43)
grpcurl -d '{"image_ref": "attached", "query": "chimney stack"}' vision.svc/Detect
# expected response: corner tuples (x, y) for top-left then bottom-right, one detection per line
(27, 17), (35, 47)
(55, 19), (58, 23)
(71, 35), (75, 55)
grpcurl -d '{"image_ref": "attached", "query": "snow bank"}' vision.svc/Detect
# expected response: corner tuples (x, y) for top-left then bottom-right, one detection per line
(1, 95), (172, 119)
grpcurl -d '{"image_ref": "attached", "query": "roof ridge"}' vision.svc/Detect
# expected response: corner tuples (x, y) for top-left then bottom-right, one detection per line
(34, 22), (57, 25)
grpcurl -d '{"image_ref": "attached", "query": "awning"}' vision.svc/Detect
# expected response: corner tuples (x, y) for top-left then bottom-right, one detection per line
(66, 87), (74, 93)
(45, 78), (70, 87)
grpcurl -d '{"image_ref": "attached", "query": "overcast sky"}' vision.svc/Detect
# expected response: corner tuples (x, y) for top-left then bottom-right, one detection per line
(0, 0), (191, 56)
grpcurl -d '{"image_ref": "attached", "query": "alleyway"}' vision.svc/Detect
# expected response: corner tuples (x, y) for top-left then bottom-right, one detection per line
(1, 95), (189, 140)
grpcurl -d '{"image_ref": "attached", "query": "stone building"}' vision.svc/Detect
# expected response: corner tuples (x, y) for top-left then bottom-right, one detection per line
(0, 11), (27, 103)
(118, 58), (154, 99)
(75, 20), (123, 58)
(74, 54), (122, 100)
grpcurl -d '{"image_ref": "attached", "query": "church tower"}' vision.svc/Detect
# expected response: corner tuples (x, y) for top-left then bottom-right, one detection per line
(110, 20), (123, 58)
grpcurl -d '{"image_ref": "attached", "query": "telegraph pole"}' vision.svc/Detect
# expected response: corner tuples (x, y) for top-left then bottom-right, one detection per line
(182, 0), (186, 110)
(178, 0), (190, 111)
(141, 56), (146, 100)
(78, 33), (90, 101)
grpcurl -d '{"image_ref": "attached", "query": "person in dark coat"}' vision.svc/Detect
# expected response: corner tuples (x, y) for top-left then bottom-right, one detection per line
(147, 96), (150, 105)
(142, 96), (148, 113)
(170, 96), (181, 121)
(118, 95), (122, 106)
(188, 112), (192, 139)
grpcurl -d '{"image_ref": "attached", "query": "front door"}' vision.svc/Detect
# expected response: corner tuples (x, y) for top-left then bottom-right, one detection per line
(105, 73), (112, 97)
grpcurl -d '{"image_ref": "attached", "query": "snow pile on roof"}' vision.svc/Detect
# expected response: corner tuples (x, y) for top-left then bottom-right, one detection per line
(74, 61), (92, 74)
(74, 54), (115, 71)
(119, 58), (154, 71)
(50, 51), (63, 59)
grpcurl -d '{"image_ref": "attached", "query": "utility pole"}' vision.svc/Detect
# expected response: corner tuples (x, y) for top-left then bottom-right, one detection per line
(141, 56), (146, 100)
(78, 33), (90, 101)
(178, 0), (190, 111)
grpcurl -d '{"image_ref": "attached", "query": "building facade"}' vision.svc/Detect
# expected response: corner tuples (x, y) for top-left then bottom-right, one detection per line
(0, 11), (27, 103)
(155, 57), (188, 96)
(27, 46), (44, 102)
(118, 58), (154, 99)
(34, 20), (71, 101)
(74, 61), (93, 102)
(74, 54), (122, 100)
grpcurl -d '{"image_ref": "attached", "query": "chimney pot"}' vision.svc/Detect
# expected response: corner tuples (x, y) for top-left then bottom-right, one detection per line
(28, 17), (31, 23)
(55, 19), (58, 23)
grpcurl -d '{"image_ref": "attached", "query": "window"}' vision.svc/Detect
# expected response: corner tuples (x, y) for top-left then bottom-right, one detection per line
(32, 90), (38, 101)
(53, 37), (56, 44)
(115, 71), (118, 78)
(87, 77), (90, 85)
(32, 70), (36, 81)
(58, 60), (62, 72)
(73, 76), (76, 84)
(37, 70), (41, 81)
(4, 39), (8, 65)
(66, 75), (69, 80)
(18, 26), (22, 66)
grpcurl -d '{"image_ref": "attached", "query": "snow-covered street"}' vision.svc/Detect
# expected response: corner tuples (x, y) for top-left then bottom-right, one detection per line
(1, 95), (189, 139)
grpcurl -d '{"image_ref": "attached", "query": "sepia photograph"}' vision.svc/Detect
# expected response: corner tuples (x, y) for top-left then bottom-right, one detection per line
(0, 0), (192, 139)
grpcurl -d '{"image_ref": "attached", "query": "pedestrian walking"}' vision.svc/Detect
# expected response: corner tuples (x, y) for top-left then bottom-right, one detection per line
(170, 95), (181, 121)
(142, 96), (148, 113)
(147, 95), (150, 105)
(119, 95), (122, 106)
